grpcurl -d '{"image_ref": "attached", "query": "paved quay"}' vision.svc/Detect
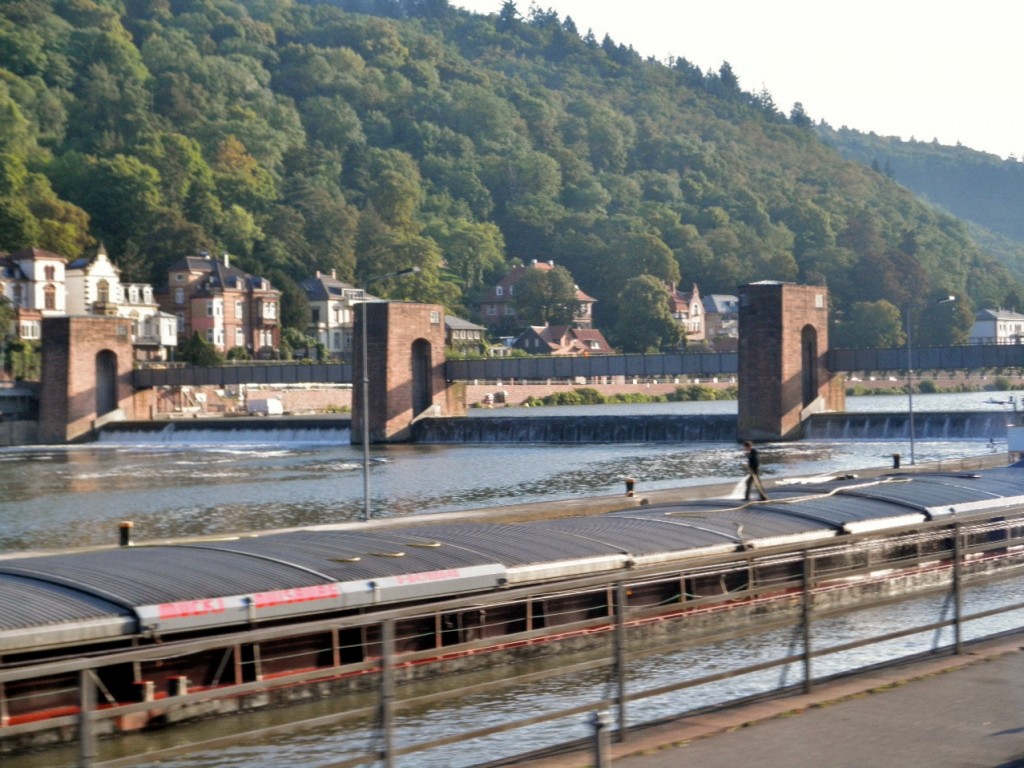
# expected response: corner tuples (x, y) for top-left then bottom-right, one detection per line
(508, 632), (1024, 768)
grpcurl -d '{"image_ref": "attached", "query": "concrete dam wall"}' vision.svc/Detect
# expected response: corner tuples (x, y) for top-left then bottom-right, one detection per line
(413, 411), (1010, 444)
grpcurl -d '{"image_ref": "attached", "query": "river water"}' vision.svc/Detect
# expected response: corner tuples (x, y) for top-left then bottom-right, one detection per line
(1, 392), (1022, 766)
(0, 392), (1018, 553)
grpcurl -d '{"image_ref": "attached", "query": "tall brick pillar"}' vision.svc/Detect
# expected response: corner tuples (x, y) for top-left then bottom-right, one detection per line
(352, 302), (465, 444)
(737, 282), (844, 441)
(39, 316), (138, 444)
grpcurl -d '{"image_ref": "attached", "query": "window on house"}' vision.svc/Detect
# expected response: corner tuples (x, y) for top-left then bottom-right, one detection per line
(333, 332), (341, 350)
(235, 328), (244, 347)
(495, 286), (503, 297)
(44, 265), (55, 281)
(97, 279), (110, 304)
(430, 310), (441, 324)
(312, 308), (321, 324)
(486, 305), (497, 316)
(174, 287), (184, 305)
(235, 300), (243, 318)
(44, 285), (56, 310)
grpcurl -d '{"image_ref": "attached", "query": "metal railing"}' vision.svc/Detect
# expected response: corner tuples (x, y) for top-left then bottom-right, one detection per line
(3, 512), (1024, 767)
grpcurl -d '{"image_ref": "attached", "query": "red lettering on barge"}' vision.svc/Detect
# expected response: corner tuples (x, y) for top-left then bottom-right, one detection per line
(158, 598), (226, 620)
(252, 584), (340, 609)
(394, 569), (460, 585)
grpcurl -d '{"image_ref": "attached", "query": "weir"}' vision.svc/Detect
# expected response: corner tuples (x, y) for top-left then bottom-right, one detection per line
(803, 411), (1011, 441)
(94, 410), (1009, 445)
(410, 410), (1008, 444)
(97, 416), (349, 445)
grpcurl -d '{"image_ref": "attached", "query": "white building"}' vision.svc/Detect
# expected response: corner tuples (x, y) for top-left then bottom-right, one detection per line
(301, 270), (377, 359)
(64, 246), (177, 359)
(970, 309), (1024, 344)
(0, 247), (67, 341)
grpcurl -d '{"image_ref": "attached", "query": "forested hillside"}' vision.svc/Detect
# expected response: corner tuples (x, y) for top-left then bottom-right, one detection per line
(821, 126), (1024, 284)
(0, 0), (1018, 349)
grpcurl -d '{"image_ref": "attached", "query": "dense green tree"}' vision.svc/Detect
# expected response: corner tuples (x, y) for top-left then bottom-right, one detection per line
(831, 300), (903, 349)
(176, 332), (224, 366)
(268, 269), (310, 332)
(512, 264), (580, 326)
(613, 275), (682, 352)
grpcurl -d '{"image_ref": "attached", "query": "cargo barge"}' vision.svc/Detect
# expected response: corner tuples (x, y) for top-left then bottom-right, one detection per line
(3, 463), (1024, 755)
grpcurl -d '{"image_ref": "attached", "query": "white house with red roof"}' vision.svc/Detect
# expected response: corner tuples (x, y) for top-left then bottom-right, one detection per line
(667, 282), (705, 342)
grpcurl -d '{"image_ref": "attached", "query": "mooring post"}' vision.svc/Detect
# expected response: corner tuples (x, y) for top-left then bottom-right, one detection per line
(590, 709), (612, 768)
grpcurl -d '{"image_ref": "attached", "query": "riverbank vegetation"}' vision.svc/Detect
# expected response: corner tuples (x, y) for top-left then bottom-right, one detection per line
(519, 384), (737, 408)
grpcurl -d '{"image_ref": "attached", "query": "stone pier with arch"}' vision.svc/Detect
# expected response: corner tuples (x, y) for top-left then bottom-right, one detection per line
(737, 282), (845, 441)
(38, 316), (153, 444)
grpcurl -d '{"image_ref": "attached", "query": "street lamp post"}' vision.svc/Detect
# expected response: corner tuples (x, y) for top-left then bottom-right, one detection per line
(906, 295), (956, 465)
(359, 267), (421, 521)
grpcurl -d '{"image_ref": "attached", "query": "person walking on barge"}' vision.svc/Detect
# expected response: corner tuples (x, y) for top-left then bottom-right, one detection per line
(743, 441), (768, 501)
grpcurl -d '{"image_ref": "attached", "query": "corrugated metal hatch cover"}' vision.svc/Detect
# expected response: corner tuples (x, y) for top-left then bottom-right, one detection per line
(0, 547), (334, 607)
(0, 574), (130, 630)
(536, 516), (734, 553)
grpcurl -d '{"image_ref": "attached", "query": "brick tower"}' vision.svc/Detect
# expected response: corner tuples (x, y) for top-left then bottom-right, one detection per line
(737, 282), (844, 441)
(38, 316), (142, 443)
(352, 302), (465, 444)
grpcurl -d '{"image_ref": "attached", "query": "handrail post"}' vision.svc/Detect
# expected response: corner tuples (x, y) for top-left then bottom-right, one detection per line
(590, 709), (612, 768)
(953, 523), (964, 655)
(802, 550), (814, 693)
(79, 668), (96, 767)
(380, 619), (396, 768)
(615, 581), (627, 741)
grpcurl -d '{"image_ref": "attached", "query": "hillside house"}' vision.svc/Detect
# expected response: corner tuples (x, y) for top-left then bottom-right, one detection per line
(65, 246), (176, 359)
(0, 248), (67, 341)
(514, 324), (615, 356)
(445, 315), (486, 352)
(702, 293), (740, 349)
(668, 282), (704, 342)
(477, 260), (595, 330)
(301, 270), (376, 359)
(158, 253), (280, 355)
(970, 309), (1024, 344)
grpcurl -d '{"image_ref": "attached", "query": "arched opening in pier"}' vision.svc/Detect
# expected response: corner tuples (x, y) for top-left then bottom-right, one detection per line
(801, 324), (819, 407)
(411, 338), (433, 417)
(96, 349), (118, 416)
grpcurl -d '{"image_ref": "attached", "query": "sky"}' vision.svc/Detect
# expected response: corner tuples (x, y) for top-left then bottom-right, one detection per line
(453, 1), (1024, 160)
